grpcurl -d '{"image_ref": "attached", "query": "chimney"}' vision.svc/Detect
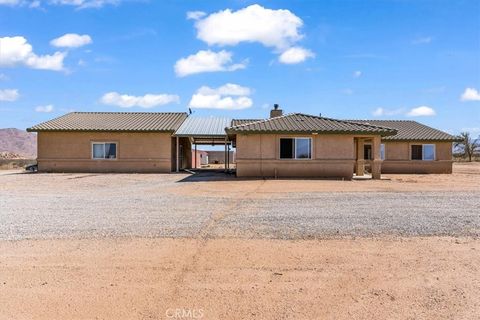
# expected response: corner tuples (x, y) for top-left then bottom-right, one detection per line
(270, 104), (283, 118)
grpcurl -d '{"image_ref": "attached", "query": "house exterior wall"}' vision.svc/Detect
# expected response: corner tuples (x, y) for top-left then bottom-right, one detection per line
(235, 133), (360, 178)
(192, 150), (208, 168)
(37, 131), (174, 173)
(382, 141), (453, 173)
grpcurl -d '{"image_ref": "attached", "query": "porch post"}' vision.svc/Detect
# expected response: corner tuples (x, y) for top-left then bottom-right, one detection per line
(372, 135), (382, 179)
(227, 144), (230, 170)
(176, 136), (179, 173)
(355, 138), (365, 176)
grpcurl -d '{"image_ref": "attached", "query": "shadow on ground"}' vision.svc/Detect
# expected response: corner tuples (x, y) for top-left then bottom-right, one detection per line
(177, 169), (238, 182)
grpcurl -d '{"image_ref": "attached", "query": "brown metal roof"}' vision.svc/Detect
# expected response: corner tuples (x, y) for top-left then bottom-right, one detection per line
(27, 112), (188, 132)
(228, 113), (397, 136)
(349, 120), (460, 141)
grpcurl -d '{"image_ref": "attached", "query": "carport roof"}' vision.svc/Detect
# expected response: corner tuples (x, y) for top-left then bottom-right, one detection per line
(173, 116), (231, 137)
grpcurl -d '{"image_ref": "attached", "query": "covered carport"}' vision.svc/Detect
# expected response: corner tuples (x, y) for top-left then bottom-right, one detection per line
(173, 117), (233, 172)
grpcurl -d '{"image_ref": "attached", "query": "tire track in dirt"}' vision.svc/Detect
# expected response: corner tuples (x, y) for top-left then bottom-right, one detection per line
(167, 180), (267, 303)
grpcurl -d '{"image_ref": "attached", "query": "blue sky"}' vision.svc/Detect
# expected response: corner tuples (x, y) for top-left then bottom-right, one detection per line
(0, 0), (479, 136)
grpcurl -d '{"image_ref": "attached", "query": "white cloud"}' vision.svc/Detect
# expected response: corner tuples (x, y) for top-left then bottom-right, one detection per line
(0, 73), (8, 81)
(186, 10), (206, 20)
(197, 83), (251, 96)
(0, 0), (20, 5)
(29, 0), (40, 8)
(353, 70), (362, 78)
(100, 92), (180, 108)
(412, 36), (432, 45)
(49, 0), (119, 9)
(189, 83), (253, 110)
(0, 36), (66, 71)
(406, 106), (436, 117)
(0, 0), (118, 8)
(278, 46), (314, 64)
(174, 50), (246, 77)
(460, 87), (480, 101)
(373, 106), (436, 117)
(35, 104), (54, 112)
(461, 127), (480, 135)
(372, 107), (405, 117)
(0, 89), (19, 101)
(194, 4), (304, 50)
(50, 33), (92, 48)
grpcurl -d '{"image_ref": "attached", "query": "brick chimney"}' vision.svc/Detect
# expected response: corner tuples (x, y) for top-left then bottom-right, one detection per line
(270, 104), (283, 118)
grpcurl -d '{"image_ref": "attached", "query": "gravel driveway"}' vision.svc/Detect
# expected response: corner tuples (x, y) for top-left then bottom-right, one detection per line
(1, 172), (479, 240)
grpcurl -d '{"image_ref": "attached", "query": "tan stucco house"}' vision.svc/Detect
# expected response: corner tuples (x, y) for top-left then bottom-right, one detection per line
(27, 106), (460, 178)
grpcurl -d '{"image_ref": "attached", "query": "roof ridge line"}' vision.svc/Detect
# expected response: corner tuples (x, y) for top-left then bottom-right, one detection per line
(228, 112), (297, 129)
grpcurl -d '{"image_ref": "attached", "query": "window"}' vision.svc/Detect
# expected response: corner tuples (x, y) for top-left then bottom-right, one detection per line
(411, 144), (435, 161)
(380, 144), (385, 160)
(280, 138), (312, 159)
(92, 142), (117, 159)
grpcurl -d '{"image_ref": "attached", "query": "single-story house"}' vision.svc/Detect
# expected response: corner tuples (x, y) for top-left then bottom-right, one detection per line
(27, 106), (460, 178)
(27, 112), (192, 173)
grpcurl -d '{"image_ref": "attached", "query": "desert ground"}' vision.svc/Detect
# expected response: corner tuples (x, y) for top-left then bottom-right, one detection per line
(0, 162), (479, 319)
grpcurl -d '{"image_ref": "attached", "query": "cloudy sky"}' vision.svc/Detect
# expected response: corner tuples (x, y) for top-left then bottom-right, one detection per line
(0, 0), (479, 135)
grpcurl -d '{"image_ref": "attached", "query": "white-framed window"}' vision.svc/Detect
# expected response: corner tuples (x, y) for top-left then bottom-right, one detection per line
(92, 142), (117, 159)
(380, 144), (385, 160)
(280, 137), (312, 159)
(411, 144), (435, 161)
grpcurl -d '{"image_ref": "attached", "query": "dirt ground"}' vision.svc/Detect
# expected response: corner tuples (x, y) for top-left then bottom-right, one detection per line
(1, 162), (479, 319)
(173, 162), (480, 198)
(1, 237), (478, 320)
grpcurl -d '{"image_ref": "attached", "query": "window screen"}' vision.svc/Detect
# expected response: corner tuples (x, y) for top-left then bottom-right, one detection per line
(280, 138), (294, 159)
(423, 144), (435, 160)
(296, 138), (311, 159)
(92, 143), (105, 159)
(380, 144), (385, 160)
(411, 145), (422, 160)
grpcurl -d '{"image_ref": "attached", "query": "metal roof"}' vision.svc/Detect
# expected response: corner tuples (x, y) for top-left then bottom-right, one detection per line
(27, 112), (188, 132)
(349, 120), (461, 141)
(174, 117), (231, 137)
(227, 113), (397, 136)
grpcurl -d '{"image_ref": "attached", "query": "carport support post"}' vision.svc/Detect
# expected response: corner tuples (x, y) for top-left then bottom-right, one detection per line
(224, 139), (228, 172)
(176, 136), (179, 173)
(194, 143), (197, 169)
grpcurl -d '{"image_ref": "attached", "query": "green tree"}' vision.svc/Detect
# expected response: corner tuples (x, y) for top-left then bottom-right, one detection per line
(454, 132), (480, 162)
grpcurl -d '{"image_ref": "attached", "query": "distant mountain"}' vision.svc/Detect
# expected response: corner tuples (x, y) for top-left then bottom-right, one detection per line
(0, 128), (37, 158)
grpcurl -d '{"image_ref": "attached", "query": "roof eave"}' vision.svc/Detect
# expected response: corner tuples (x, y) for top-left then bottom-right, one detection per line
(26, 129), (177, 133)
(383, 137), (462, 142)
